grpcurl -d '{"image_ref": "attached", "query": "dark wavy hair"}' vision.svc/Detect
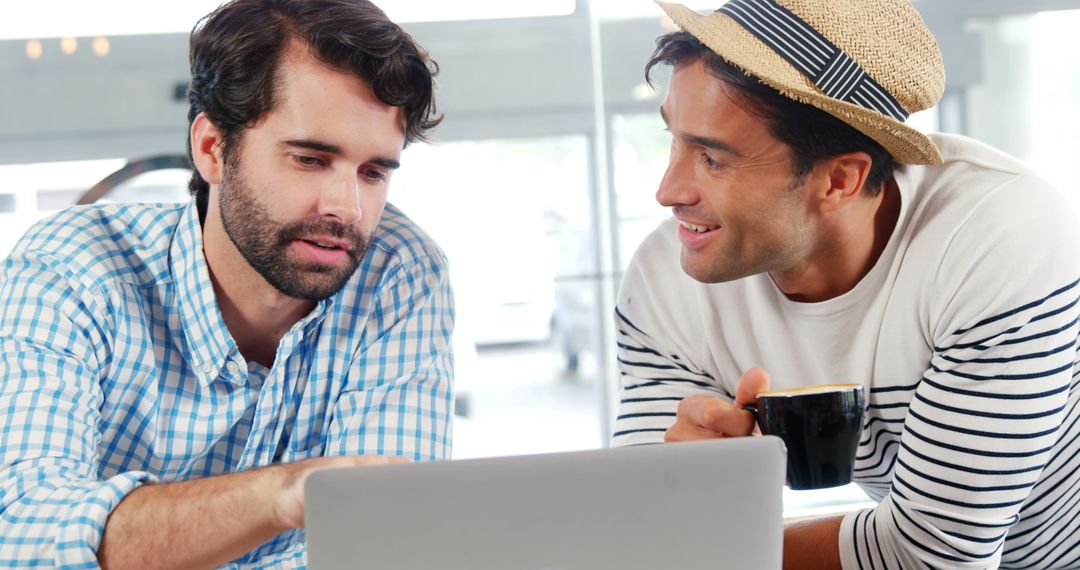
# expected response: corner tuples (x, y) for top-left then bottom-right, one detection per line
(646, 31), (894, 196)
(185, 0), (442, 219)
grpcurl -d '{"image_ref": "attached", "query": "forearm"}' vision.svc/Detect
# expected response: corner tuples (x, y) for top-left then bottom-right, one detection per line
(97, 464), (289, 570)
(784, 515), (843, 570)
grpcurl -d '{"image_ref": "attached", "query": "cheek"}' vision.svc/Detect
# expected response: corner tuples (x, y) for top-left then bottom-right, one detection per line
(359, 193), (388, 229)
(718, 194), (790, 244)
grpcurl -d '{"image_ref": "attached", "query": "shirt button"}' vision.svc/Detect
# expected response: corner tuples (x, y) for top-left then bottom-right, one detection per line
(201, 363), (215, 375)
(228, 361), (242, 375)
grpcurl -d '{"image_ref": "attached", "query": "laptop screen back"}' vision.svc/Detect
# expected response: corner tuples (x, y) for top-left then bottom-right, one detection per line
(305, 436), (786, 570)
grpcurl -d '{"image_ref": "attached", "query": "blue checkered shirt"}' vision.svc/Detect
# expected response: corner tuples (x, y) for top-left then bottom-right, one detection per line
(0, 200), (454, 568)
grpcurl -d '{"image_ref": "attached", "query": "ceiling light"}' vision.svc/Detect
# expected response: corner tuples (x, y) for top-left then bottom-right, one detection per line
(60, 36), (77, 55)
(25, 39), (43, 60)
(92, 36), (110, 57)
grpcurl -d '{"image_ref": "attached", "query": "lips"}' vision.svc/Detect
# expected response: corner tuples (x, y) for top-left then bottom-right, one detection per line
(297, 236), (351, 252)
(292, 238), (352, 266)
(676, 218), (721, 250)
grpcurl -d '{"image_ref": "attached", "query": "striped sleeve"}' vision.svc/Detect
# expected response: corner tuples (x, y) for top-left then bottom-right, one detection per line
(841, 170), (1080, 570)
(610, 222), (732, 447)
(610, 306), (729, 447)
(843, 278), (1080, 569)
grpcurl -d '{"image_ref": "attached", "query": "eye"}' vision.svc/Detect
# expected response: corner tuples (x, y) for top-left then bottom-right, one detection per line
(293, 154), (325, 167)
(362, 168), (388, 183)
(698, 152), (723, 170)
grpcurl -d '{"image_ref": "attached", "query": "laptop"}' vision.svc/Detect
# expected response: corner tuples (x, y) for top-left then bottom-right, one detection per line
(305, 436), (786, 569)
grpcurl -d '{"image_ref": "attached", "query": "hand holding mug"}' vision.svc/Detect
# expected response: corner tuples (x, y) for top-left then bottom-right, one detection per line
(664, 368), (771, 442)
(743, 383), (866, 490)
(665, 367), (866, 490)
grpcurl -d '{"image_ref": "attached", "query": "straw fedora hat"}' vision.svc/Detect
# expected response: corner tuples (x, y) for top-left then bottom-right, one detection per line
(656, 0), (945, 164)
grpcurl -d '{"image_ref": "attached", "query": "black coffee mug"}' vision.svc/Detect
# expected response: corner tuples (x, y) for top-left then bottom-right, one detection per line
(742, 384), (865, 490)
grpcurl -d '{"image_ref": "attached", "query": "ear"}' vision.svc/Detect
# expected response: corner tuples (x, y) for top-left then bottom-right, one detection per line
(190, 112), (225, 186)
(817, 152), (873, 214)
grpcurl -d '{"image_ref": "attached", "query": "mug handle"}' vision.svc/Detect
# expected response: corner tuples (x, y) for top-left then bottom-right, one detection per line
(740, 404), (759, 435)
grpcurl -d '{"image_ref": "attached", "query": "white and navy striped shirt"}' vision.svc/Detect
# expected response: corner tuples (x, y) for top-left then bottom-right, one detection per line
(0, 200), (454, 568)
(612, 134), (1080, 569)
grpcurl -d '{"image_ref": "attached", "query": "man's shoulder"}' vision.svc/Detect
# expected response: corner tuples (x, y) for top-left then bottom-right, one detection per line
(8, 202), (186, 287)
(908, 134), (1075, 237)
(369, 203), (449, 274)
(921, 133), (1064, 205)
(930, 133), (1034, 176)
(329, 203), (451, 322)
(902, 135), (1080, 306)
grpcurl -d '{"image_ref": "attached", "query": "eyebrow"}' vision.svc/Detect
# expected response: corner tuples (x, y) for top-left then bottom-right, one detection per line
(283, 139), (401, 170)
(659, 106), (743, 158)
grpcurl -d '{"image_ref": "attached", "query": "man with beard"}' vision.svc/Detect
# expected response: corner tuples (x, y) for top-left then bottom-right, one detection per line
(613, 0), (1080, 569)
(0, 0), (451, 567)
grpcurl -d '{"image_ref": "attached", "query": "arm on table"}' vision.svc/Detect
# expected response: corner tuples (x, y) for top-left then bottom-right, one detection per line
(97, 455), (403, 570)
(0, 250), (406, 568)
(102, 246), (456, 567)
(610, 305), (733, 446)
(838, 181), (1080, 569)
(785, 516), (844, 570)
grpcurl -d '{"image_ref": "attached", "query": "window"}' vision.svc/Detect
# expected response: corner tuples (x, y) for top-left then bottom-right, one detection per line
(0, 159), (119, 256)
(966, 10), (1080, 209)
(391, 136), (607, 459)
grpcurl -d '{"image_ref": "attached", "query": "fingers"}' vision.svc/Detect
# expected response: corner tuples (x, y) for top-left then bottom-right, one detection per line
(734, 367), (771, 408)
(665, 417), (725, 442)
(664, 395), (755, 442)
(342, 455), (412, 467)
(275, 455), (411, 530)
(298, 455), (411, 489)
(676, 395), (729, 429)
(665, 368), (773, 443)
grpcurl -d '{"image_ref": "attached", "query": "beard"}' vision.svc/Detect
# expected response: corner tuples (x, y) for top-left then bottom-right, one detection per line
(217, 160), (370, 301)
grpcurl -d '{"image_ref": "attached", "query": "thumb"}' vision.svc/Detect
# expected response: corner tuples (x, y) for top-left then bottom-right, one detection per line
(734, 367), (771, 408)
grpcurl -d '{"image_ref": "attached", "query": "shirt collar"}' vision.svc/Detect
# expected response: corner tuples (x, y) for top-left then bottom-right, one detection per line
(171, 201), (238, 387)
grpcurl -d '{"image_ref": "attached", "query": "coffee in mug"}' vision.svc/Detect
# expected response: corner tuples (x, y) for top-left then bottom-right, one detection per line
(742, 383), (865, 490)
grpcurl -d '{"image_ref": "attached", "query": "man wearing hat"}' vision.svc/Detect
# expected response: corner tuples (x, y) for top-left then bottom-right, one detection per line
(612, 0), (1080, 568)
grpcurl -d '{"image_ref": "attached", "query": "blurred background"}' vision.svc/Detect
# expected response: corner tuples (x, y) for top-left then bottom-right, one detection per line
(3, 0), (1080, 512)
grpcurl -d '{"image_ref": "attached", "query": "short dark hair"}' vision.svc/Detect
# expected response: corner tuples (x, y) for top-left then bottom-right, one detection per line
(646, 31), (894, 196)
(185, 0), (442, 219)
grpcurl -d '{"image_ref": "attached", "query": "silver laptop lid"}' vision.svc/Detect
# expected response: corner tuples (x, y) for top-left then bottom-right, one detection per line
(306, 436), (786, 570)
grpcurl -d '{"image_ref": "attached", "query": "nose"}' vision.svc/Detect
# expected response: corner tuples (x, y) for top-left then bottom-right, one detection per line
(319, 171), (363, 225)
(655, 152), (697, 208)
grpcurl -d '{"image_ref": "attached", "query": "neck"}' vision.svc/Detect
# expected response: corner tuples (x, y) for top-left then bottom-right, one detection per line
(202, 212), (315, 368)
(772, 178), (901, 303)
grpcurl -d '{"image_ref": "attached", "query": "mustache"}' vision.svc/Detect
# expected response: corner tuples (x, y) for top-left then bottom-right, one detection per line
(275, 218), (367, 249)
(671, 206), (717, 222)
(272, 216), (369, 261)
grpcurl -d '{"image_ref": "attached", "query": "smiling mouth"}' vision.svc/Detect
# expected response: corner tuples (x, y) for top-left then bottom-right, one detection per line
(680, 221), (720, 233)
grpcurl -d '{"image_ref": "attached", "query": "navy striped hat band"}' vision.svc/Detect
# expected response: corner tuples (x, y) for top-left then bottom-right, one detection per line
(716, 0), (909, 121)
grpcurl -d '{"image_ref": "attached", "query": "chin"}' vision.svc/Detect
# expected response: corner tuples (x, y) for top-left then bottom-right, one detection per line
(679, 253), (749, 284)
(680, 254), (720, 284)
